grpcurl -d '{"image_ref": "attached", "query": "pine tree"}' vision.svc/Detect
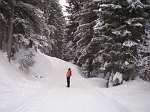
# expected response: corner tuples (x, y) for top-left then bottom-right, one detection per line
(64, 0), (98, 78)
(63, 0), (81, 62)
(15, 48), (35, 72)
(50, 0), (66, 59)
(75, 0), (98, 77)
(41, 0), (66, 58)
(93, 0), (150, 86)
(0, 0), (66, 70)
(0, 0), (46, 60)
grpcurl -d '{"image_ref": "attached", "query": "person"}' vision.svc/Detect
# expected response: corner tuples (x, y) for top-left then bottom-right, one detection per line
(66, 68), (72, 87)
(29, 39), (33, 48)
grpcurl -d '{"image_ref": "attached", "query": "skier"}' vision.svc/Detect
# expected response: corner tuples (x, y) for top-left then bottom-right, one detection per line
(66, 68), (72, 87)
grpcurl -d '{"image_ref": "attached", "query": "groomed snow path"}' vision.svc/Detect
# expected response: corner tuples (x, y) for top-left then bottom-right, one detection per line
(1, 52), (149, 112)
(12, 52), (130, 112)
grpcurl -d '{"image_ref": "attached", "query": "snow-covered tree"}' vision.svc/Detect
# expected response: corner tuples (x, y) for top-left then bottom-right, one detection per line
(0, 0), (66, 70)
(64, 0), (98, 78)
(40, 0), (66, 58)
(15, 48), (35, 72)
(0, 0), (46, 59)
(137, 20), (150, 81)
(93, 0), (150, 85)
(63, 0), (82, 62)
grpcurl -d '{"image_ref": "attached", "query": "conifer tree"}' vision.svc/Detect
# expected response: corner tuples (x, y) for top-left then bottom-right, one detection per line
(74, 0), (98, 77)
(64, 0), (98, 78)
(46, 0), (65, 58)
(63, 0), (81, 62)
(0, 0), (66, 70)
(93, 0), (150, 85)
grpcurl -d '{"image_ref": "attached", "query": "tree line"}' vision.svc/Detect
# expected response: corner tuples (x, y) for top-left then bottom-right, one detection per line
(63, 0), (150, 87)
(0, 0), (150, 87)
(0, 0), (65, 71)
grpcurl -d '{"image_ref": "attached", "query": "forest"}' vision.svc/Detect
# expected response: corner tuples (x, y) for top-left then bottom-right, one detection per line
(0, 0), (150, 87)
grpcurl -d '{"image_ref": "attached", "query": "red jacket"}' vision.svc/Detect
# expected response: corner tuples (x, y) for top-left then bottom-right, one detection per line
(66, 70), (71, 77)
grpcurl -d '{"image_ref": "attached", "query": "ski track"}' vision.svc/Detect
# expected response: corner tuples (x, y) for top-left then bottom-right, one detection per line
(84, 80), (131, 112)
(10, 56), (131, 112)
(13, 90), (47, 112)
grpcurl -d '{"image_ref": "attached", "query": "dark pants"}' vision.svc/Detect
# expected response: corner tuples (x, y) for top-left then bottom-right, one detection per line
(67, 77), (70, 87)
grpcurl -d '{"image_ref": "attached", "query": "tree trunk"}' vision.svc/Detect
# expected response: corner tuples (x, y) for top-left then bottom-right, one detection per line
(0, 23), (3, 49)
(7, 0), (15, 62)
(2, 26), (7, 52)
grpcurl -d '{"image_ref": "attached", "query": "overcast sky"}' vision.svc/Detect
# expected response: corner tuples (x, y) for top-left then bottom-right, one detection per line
(59, 0), (68, 16)
(59, 0), (68, 10)
(59, 0), (67, 7)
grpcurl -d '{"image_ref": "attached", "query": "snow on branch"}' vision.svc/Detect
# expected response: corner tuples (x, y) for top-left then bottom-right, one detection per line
(126, 17), (144, 27)
(99, 4), (122, 9)
(16, 1), (46, 31)
(93, 0), (112, 3)
(112, 30), (131, 37)
(0, 13), (5, 21)
(127, 0), (150, 12)
(16, 1), (44, 19)
(123, 40), (138, 47)
(127, 0), (143, 11)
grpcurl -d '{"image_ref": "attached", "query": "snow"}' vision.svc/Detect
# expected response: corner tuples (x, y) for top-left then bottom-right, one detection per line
(126, 18), (144, 27)
(125, 61), (129, 65)
(0, 13), (4, 20)
(0, 51), (150, 112)
(94, 21), (104, 29)
(112, 30), (131, 37)
(59, 0), (69, 16)
(127, 0), (132, 4)
(100, 4), (122, 9)
(133, 23), (143, 27)
(123, 40), (138, 47)
(112, 31), (121, 36)
(93, 0), (101, 1)
(127, 0), (144, 11)
(0, 52), (41, 112)
(92, 55), (102, 63)
(113, 72), (123, 84)
(102, 78), (150, 112)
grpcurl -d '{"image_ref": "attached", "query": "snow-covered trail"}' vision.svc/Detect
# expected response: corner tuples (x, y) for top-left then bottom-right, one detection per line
(0, 52), (150, 112)
(12, 53), (130, 112)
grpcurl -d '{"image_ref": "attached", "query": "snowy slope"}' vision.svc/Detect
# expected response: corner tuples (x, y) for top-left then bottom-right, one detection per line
(0, 51), (42, 112)
(0, 51), (150, 112)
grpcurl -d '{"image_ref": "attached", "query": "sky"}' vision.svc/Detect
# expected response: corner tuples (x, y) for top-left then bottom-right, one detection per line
(59, 0), (67, 7)
(59, 0), (68, 16)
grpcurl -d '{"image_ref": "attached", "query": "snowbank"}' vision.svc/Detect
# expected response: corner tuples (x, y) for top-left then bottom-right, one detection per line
(0, 51), (150, 112)
(102, 78), (150, 112)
